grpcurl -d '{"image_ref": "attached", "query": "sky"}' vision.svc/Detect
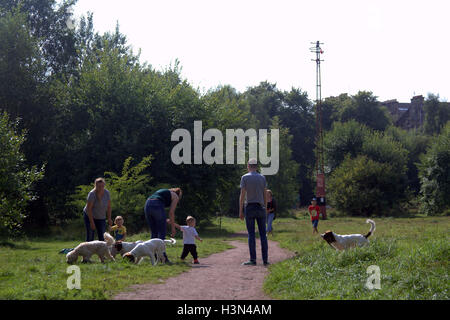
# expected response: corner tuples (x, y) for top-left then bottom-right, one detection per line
(72, 0), (450, 103)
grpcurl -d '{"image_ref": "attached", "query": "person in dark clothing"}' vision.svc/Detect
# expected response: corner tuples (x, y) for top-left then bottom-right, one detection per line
(144, 188), (182, 263)
(239, 158), (269, 266)
(266, 190), (276, 236)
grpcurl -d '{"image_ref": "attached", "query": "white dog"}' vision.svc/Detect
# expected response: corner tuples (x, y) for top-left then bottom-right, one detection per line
(110, 240), (144, 258)
(321, 219), (376, 251)
(66, 232), (116, 264)
(123, 238), (176, 265)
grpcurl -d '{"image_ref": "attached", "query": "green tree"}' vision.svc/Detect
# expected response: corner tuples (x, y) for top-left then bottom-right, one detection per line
(244, 81), (283, 129)
(0, 8), (55, 229)
(265, 117), (299, 215)
(0, 8), (45, 119)
(278, 88), (315, 204)
(326, 91), (391, 131)
(328, 155), (402, 216)
(324, 121), (409, 216)
(323, 120), (370, 171)
(0, 112), (44, 236)
(385, 126), (430, 194)
(423, 94), (450, 135)
(418, 123), (450, 215)
(0, 0), (78, 76)
(321, 94), (347, 131)
(202, 85), (251, 217)
(243, 83), (316, 205)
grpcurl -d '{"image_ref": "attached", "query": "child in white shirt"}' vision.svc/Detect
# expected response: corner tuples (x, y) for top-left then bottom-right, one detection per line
(173, 216), (203, 264)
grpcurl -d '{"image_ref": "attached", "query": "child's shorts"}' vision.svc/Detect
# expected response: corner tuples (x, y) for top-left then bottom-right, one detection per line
(311, 220), (319, 228)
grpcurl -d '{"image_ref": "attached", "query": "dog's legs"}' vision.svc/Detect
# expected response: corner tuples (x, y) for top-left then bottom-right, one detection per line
(107, 251), (116, 262)
(95, 252), (106, 263)
(149, 252), (156, 265)
(82, 253), (93, 263)
(103, 248), (116, 262)
(158, 249), (165, 264)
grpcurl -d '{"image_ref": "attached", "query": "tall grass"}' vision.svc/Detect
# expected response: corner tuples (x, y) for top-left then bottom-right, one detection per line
(263, 215), (449, 299)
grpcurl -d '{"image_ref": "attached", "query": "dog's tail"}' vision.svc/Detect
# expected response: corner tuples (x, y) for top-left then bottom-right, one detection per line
(164, 238), (176, 245)
(364, 219), (376, 238)
(103, 232), (115, 246)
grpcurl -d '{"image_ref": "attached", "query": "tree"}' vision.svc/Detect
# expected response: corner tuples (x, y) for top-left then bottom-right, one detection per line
(423, 94), (450, 135)
(0, 112), (44, 236)
(326, 91), (391, 131)
(321, 94), (347, 131)
(265, 117), (299, 215)
(323, 120), (370, 171)
(0, 0), (78, 76)
(278, 88), (315, 205)
(0, 8), (45, 119)
(385, 126), (430, 194)
(202, 85), (251, 217)
(418, 122), (450, 215)
(324, 121), (409, 216)
(328, 156), (403, 216)
(244, 83), (316, 205)
(244, 81), (284, 129)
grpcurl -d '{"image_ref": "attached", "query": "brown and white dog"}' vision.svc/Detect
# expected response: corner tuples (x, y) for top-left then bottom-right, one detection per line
(111, 240), (144, 258)
(321, 219), (376, 251)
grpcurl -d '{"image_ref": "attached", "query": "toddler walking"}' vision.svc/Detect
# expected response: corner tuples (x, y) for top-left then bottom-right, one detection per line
(172, 216), (202, 264)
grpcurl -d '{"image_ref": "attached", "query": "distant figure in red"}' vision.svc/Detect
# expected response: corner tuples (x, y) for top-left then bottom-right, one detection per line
(308, 197), (320, 234)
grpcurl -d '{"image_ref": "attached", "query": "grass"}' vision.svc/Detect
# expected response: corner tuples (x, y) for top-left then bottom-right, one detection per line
(263, 212), (450, 300)
(0, 220), (237, 300)
(0, 213), (448, 299)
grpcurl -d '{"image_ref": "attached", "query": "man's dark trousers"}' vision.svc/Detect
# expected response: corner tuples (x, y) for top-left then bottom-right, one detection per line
(244, 203), (268, 263)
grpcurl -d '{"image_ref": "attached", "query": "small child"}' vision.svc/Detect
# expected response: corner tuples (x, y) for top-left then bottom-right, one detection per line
(110, 216), (127, 241)
(173, 216), (202, 264)
(308, 198), (320, 234)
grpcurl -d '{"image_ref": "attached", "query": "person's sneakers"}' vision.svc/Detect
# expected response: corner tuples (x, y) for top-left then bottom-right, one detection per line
(263, 261), (270, 266)
(163, 252), (173, 265)
(59, 248), (74, 254)
(193, 259), (200, 264)
(165, 259), (173, 265)
(241, 260), (257, 266)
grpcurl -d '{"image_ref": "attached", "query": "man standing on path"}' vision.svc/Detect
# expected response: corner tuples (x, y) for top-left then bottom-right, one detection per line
(239, 158), (269, 266)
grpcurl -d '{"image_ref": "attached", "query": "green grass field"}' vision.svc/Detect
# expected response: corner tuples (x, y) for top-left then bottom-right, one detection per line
(0, 213), (448, 299)
(263, 213), (449, 300)
(0, 221), (238, 300)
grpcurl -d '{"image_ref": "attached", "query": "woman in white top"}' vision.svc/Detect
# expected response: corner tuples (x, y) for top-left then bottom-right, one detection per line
(83, 177), (113, 241)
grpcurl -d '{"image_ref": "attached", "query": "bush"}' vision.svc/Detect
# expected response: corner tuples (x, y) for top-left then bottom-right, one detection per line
(328, 156), (405, 216)
(0, 112), (44, 237)
(419, 122), (450, 215)
(324, 121), (409, 216)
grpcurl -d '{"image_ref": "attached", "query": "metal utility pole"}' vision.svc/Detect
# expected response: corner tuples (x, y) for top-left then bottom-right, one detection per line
(310, 41), (327, 219)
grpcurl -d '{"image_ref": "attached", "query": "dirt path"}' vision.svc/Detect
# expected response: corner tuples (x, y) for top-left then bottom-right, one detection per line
(113, 234), (295, 300)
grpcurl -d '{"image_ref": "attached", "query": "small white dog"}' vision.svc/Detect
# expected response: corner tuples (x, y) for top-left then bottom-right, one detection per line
(321, 219), (376, 251)
(110, 240), (144, 258)
(66, 232), (116, 264)
(123, 238), (176, 265)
